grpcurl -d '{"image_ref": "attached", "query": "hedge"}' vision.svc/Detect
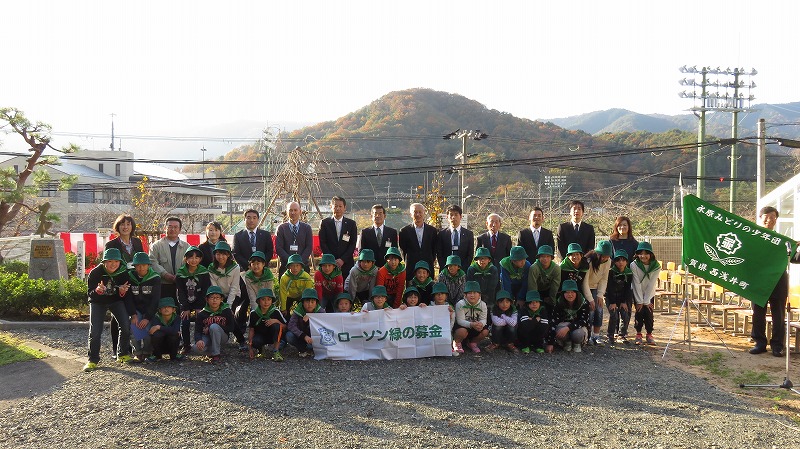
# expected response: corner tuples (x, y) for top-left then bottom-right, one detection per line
(0, 271), (87, 318)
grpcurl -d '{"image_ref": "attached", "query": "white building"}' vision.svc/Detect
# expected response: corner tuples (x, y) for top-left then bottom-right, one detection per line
(0, 149), (228, 234)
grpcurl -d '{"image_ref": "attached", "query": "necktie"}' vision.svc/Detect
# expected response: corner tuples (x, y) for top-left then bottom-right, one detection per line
(453, 229), (459, 248)
(249, 231), (256, 247)
(533, 229), (539, 245)
(491, 234), (497, 250)
(376, 226), (382, 244)
(574, 223), (580, 234)
(335, 220), (342, 237)
(291, 224), (298, 238)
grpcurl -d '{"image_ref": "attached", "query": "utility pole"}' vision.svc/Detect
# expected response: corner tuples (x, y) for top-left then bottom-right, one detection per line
(756, 118), (766, 202)
(443, 129), (488, 214)
(200, 146), (207, 180)
(110, 113), (116, 151)
(679, 66), (756, 204)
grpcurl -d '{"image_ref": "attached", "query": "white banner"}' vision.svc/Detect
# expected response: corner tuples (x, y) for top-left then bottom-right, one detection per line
(308, 305), (453, 360)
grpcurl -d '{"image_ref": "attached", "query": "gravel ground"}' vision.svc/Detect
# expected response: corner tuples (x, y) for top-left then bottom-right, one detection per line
(2, 325), (798, 449)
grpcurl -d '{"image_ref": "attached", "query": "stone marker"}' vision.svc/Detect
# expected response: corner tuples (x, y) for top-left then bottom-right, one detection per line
(29, 237), (68, 280)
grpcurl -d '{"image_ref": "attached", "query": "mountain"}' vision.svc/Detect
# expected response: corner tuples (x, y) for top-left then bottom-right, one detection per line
(545, 102), (800, 138)
(212, 89), (794, 211)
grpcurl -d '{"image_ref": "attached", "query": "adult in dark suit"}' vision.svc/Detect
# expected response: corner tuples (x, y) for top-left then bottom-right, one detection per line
(275, 201), (314, 277)
(436, 204), (474, 272)
(399, 203), (438, 277)
(318, 196), (358, 277)
(476, 213), (513, 271)
(556, 200), (596, 259)
(517, 207), (556, 265)
(358, 204), (398, 268)
(232, 209), (274, 272)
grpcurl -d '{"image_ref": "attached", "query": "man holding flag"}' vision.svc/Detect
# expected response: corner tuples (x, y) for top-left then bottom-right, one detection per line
(682, 196), (799, 358)
(749, 206), (800, 357)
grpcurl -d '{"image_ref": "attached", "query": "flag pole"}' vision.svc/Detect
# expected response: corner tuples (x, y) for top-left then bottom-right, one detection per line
(663, 187), (734, 359)
(740, 251), (800, 395)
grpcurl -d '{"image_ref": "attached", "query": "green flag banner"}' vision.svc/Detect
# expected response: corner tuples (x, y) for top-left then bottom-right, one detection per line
(682, 194), (796, 307)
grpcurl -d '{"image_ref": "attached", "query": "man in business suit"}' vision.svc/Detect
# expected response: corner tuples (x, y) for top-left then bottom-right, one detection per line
(319, 196), (358, 277)
(399, 203), (438, 277)
(232, 209), (274, 271)
(436, 204), (474, 272)
(358, 204), (398, 268)
(476, 213), (512, 271)
(556, 200), (596, 260)
(275, 201), (314, 277)
(517, 207), (556, 265)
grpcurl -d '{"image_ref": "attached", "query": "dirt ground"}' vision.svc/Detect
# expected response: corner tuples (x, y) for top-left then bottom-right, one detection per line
(647, 307), (800, 425)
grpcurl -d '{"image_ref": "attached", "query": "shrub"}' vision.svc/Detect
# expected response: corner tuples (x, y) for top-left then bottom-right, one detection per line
(0, 272), (87, 318)
(0, 261), (29, 276)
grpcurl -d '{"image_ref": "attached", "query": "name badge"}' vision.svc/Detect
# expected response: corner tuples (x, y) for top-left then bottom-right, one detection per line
(289, 244), (299, 252)
(385, 241), (392, 248)
(452, 245), (459, 251)
(251, 246), (257, 252)
(342, 234), (350, 242)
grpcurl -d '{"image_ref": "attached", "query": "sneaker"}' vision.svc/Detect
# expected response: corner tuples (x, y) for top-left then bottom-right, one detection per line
(594, 335), (605, 346)
(272, 351), (284, 362)
(588, 336), (597, 346)
(117, 355), (133, 364)
(563, 341), (573, 352)
(634, 333), (643, 345)
(173, 353), (184, 361)
(521, 347), (531, 354)
(453, 341), (464, 354)
(535, 348), (545, 354)
(238, 344), (249, 352)
(646, 334), (656, 345)
(82, 362), (98, 372)
(146, 355), (159, 363)
(607, 335), (615, 345)
(506, 344), (520, 354)
(619, 334), (630, 345)
(467, 342), (481, 353)
(573, 343), (582, 353)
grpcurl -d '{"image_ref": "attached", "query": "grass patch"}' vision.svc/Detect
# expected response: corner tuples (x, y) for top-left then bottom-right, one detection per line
(0, 332), (47, 366)
(687, 351), (731, 377)
(733, 370), (770, 385)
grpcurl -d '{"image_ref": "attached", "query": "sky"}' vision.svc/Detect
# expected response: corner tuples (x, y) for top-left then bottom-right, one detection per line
(2, 0), (799, 161)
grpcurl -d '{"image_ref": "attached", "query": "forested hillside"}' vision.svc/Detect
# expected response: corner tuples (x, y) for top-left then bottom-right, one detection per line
(212, 89), (794, 214)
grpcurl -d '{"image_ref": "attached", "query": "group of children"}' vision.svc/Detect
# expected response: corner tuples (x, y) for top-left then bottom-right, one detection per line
(84, 236), (661, 371)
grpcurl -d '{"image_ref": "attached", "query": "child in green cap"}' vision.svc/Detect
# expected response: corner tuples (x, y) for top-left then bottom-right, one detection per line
(437, 255), (466, 307)
(84, 248), (133, 371)
(248, 288), (287, 361)
(148, 297), (181, 361)
(287, 288), (325, 357)
(176, 246), (212, 355)
(127, 252), (162, 361)
(466, 247), (498, 309)
(453, 281), (489, 354)
(344, 249), (378, 307)
(314, 253), (343, 312)
(500, 246), (531, 308)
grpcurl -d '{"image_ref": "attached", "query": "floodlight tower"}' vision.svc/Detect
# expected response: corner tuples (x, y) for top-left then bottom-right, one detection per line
(679, 66), (756, 209)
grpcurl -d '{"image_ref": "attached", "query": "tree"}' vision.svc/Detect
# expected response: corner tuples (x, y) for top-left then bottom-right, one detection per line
(0, 108), (77, 247)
